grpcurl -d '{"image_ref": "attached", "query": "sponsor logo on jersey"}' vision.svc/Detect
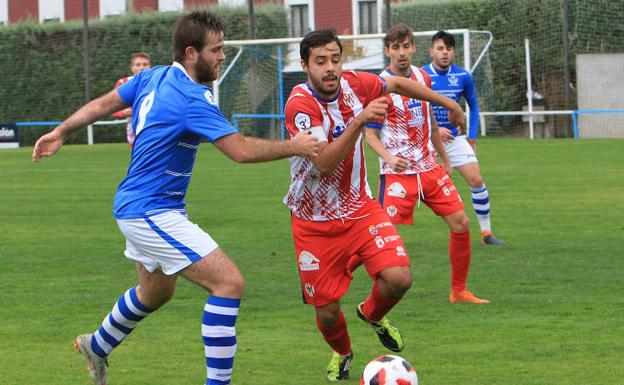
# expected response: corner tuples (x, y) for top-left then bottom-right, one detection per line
(369, 225), (379, 236)
(299, 250), (320, 271)
(384, 235), (400, 243)
(396, 246), (407, 257)
(406, 99), (425, 127)
(294, 112), (311, 130)
(204, 90), (217, 105)
(375, 236), (385, 248)
(387, 182), (407, 199)
(304, 283), (315, 297)
(443, 186), (451, 196)
(449, 75), (459, 86)
(386, 205), (398, 217)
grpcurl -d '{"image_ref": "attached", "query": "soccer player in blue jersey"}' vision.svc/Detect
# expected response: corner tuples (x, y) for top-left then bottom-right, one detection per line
(422, 31), (506, 246)
(32, 11), (320, 385)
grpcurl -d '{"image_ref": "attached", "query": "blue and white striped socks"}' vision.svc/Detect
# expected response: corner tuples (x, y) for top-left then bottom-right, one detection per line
(202, 296), (240, 385)
(91, 286), (154, 358)
(471, 184), (492, 233)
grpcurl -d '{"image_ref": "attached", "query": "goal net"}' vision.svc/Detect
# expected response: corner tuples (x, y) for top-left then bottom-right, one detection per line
(216, 30), (494, 139)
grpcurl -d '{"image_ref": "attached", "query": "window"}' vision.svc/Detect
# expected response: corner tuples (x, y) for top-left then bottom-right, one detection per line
(290, 4), (309, 37)
(358, 0), (377, 34)
(39, 0), (64, 23)
(219, 0), (246, 6)
(159, 0), (183, 12)
(100, 0), (126, 19)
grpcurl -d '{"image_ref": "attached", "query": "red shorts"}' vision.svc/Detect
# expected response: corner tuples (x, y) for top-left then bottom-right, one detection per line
(378, 166), (464, 224)
(291, 199), (411, 307)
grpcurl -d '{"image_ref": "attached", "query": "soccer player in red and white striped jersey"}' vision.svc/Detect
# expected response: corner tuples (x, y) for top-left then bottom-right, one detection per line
(362, 24), (490, 305)
(283, 29), (465, 381)
(112, 52), (151, 148)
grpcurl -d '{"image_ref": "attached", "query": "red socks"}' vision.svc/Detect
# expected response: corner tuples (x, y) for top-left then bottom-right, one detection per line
(449, 231), (471, 292)
(360, 281), (401, 323)
(316, 311), (351, 356)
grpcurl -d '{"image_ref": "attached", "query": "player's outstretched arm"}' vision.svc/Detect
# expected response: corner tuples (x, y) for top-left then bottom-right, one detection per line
(213, 132), (320, 163)
(385, 76), (466, 132)
(364, 128), (408, 173)
(310, 97), (388, 175)
(32, 89), (127, 162)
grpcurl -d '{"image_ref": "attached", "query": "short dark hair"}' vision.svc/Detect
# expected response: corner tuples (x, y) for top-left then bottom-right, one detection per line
(130, 52), (151, 64)
(300, 29), (343, 64)
(172, 11), (226, 63)
(384, 23), (414, 48)
(431, 30), (455, 48)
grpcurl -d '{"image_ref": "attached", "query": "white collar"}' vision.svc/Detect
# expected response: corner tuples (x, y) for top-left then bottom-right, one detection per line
(429, 63), (452, 76)
(172, 61), (196, 83)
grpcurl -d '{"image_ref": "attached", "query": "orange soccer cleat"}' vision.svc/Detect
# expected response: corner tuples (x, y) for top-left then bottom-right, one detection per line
(449, 290), (490, 304)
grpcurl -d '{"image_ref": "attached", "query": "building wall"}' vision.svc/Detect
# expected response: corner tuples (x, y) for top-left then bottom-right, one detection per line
(134, 0), (158, 12)
(314, 0), (351, 34)
(65, 0), (100, 21)
(9, 0), (38, 23)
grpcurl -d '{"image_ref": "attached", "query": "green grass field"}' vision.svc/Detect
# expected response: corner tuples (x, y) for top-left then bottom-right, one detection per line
(1, 138), (623, 385)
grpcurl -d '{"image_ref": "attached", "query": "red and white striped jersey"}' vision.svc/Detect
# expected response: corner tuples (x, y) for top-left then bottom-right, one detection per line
(376, 65), (439, 174)
(112, 76), (134, 118)
(284, 71), (386, 221)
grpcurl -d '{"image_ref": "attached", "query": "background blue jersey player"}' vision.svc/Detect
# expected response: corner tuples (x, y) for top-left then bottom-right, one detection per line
(32, 11), (320, 385)
(422, 30), (506, 246)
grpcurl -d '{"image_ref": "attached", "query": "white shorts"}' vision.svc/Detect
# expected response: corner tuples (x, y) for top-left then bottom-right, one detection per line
(116, 210), (219, 275)
(444, 135), (478, 168)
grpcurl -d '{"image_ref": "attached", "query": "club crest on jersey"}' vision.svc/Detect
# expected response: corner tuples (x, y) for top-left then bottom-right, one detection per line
(343, 92), (355, 108)
(294, 112), (311, 131)
(299, 250), (320, 271)
(387, 182), (407, 199)
(369, 225), (379, 236)
(449, 75), (459, 86)
(204, 90), (217, 105)
(304, 283), (315, 297)
(396, 246), (407, 257)
(386, 205), (398, 217)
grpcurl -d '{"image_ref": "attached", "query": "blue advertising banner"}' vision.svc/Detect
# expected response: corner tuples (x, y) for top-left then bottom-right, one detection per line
(0, 123), (19, 148)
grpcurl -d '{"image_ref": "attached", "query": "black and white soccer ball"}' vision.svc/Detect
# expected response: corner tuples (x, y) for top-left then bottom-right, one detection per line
(360, 354), (418, 385)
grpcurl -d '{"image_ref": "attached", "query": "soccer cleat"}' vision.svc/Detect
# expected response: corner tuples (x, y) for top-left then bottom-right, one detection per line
(356, 303), (404, 352)
(481, 233), (506, 246)
(449, 290), (490, 304)
(326, 350), (353, 381)
(75, 334), (109, 385)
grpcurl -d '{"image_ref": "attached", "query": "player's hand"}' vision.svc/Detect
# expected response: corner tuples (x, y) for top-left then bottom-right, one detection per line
(448, 103), (465, 133)
(439, 127), (455, 144)
(124, 107), (133, 118)
(32, 130), (64, 163)
(359, 97), (389, 124)
(292, 131), (321, 159)
(468, 138), (477, 154)
(443, 159), (453, 176)
(387, 156), (409, 173)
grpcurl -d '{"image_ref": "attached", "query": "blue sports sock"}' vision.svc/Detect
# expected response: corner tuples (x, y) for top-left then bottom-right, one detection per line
(471, 184), (492, 233)
(202, 296), (240, 385)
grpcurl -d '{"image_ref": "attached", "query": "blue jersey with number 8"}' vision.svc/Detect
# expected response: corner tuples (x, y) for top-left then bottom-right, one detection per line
(113, 62), (237, 219)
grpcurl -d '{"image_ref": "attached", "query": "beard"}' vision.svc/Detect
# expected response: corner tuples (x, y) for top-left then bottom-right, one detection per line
(311, 74), (340, 98)
(196, 55), (219, 83)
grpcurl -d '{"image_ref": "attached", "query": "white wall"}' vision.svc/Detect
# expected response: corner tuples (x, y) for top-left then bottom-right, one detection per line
(577, 53), (624, 138)
(219, 0), (246, 7)
(159, 0), (184, 12)
(39, 0), (65, 22)
(0, 0), (8, 25)
(100, 0), (126, 19)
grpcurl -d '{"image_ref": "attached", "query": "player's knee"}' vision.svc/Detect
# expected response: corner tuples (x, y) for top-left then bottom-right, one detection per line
(219, 270), (245, 298)
(316, 306), (340, 327)
(381, 269), (412, 298)
(468, 175), (484, 188)
(449, 213), (470, 233)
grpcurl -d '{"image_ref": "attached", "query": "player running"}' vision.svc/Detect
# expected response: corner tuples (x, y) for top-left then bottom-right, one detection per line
(355, 23), (489, 304)
(32, 11), (320, 385)
(422, 30), (506, 246)
(284, 29), (465, 381)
